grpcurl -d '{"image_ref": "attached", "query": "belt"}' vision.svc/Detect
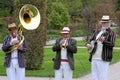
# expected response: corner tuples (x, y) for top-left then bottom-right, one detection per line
(11, 57), (18, 59)
(61, 59), (69, 62)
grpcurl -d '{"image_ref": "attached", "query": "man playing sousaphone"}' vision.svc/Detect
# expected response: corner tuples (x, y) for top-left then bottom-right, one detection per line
(52, 27), (77, 80)
(2, 22), (28, 80)
(86, 15), (116, 80)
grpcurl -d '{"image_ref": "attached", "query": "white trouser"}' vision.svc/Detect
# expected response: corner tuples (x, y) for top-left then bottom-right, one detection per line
(55, 62), (73, 80)
(6, 59), (25, 80)
(92, 59), (109, 80)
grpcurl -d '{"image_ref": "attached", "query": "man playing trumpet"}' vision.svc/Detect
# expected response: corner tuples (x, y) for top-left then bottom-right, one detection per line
(52, 27), (77, 80)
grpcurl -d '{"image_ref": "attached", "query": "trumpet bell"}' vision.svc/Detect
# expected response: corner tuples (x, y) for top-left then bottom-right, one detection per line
(19, 4), (41, 30)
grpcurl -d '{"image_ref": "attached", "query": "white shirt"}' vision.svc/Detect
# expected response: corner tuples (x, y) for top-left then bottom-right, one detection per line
(92, 40), (103, 60)
(92, 30), (106, 60)
(61, 48), (68, 60)
(10, 36), (18, 58)
(61, 38), (68, 60)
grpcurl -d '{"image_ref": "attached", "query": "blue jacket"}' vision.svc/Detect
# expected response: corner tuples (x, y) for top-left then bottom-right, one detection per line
(2, 35), (28, 68)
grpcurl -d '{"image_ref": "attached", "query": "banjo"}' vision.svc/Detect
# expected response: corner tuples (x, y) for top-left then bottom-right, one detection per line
(88, 30), (106, 54)
(88, 40), (97, 54)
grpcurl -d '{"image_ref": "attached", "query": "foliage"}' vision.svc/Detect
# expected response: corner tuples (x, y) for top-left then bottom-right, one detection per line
(47, 30), (60, 40)
(47, 0), (82, 25)
(0, 28), (9, 43)
(48, 1), (70, 29)
(0, 20), (9, 43)
(61, 0), (82, 16)
(71, 30), (84, 37)
(47, 30), (59, 35)
(116, 0), (120, 11)
(116, 0), (120, 36)
(62, 0), (82, 25)
(0, 0), (15, 16)
(0, 9), (10, 17)
(94, 0), (116, 19)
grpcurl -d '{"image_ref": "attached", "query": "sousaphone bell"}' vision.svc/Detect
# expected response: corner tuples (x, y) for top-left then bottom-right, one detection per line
(19, 4), (41, 30)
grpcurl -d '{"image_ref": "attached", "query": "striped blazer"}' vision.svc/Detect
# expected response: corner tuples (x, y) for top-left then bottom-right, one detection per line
(87, 28), (116, 62)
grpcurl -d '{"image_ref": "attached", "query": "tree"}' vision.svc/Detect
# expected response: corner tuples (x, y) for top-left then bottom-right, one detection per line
(116, 0), (120, 36)
(14, 0), (47, 70)
(94, 0), (116, 19)
(81, 0), (97, 41)
(81, 0), (117, 40)
(61, 0), (82, 23)
(81, 8), (96, 40)
(0, 0), (14, 17)
(116, 0), (120, 10)
(46, 0), (83, 29)
(48, 1), (70, 29)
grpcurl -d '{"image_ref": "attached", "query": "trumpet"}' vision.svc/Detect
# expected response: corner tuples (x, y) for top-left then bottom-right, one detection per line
(60, 39), (68, 49)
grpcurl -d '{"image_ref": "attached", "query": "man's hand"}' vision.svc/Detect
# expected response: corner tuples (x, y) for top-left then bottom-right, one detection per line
(86, 44), (92, 50)
(11, 40), (22, 50)
(98, 36), (105, 42)
(17, 44), (23, 50)
(11, 40), (19, 45)
(60, 39), (64, 45)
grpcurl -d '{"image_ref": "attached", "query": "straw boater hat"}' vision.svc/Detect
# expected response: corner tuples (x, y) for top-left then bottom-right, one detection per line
(8, 23), (17, 30)
(100, 15), (110, 23)
(61, 27), (70, 33)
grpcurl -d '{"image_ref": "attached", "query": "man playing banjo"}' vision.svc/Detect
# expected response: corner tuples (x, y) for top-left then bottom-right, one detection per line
(86, 15), (116, 80)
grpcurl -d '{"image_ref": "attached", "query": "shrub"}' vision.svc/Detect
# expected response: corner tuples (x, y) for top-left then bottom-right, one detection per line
(71, 30), (84, 37)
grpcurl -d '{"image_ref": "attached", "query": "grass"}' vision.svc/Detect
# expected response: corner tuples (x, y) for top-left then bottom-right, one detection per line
(25, 48), (91, 78)
(115, 36), (120, 47)
(0, 48), (120, 78)
(77, 40), (86, 46)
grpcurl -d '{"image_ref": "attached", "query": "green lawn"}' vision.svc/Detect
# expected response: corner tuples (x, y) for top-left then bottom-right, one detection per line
(115, 37), (120, 47)
(0, 48), (120, 78)
(26, 48), (91, 78)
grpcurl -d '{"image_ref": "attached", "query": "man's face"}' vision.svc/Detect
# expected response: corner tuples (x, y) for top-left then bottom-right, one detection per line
(62, 33), (70, 38)
(9, 27), (17, 37)
(101, 22), (109, 27)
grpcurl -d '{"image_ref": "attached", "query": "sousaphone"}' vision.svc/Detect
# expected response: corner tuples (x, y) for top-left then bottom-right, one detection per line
(6, 4), (41, 54)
